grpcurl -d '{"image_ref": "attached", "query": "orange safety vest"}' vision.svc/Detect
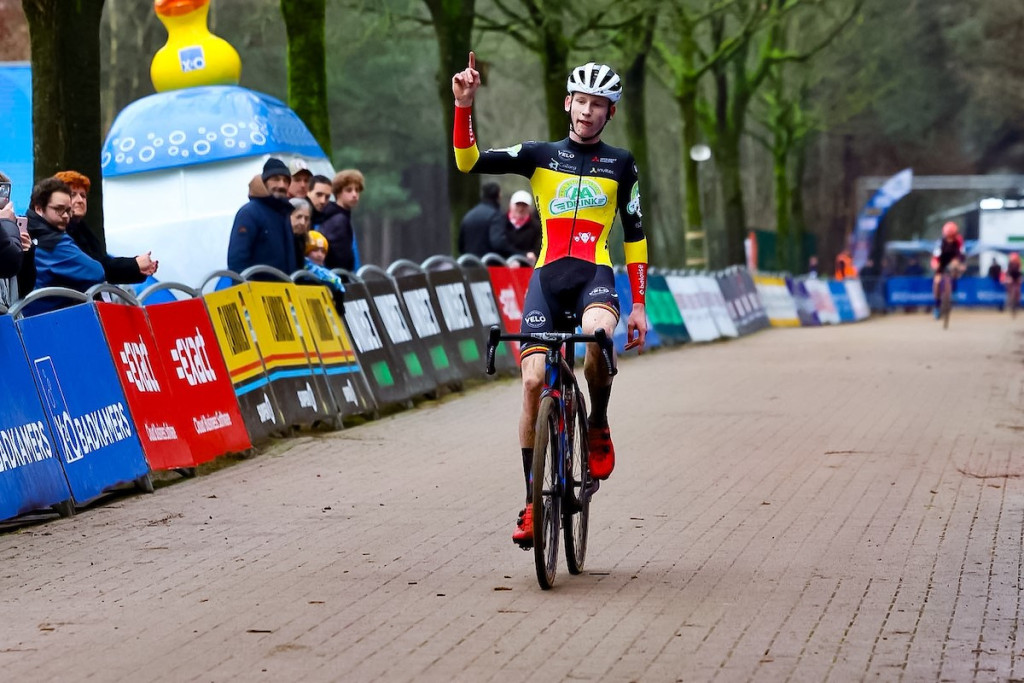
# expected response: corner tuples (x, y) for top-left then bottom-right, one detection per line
(835, 253), (857, 281)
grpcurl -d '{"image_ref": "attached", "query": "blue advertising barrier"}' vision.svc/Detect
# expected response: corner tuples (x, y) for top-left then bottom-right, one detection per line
(17, 303), (151, 504)
(786, 278), (820, 327)
(828, 281), (856, 322)
(0, 316), (73, 521)
(886, 276), (1011, 308)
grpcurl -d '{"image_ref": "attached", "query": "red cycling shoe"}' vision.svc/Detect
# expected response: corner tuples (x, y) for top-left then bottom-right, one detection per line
(588, 426), (615, 479)
(512, 506), (534, 548)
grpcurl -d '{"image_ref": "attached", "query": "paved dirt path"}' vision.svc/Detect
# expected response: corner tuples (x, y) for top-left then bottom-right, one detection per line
(2, 311), (1023, 682)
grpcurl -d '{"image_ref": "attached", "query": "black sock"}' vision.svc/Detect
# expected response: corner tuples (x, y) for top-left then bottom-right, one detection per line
(522, 448), (533, 502)
(589, 384), (612, 428)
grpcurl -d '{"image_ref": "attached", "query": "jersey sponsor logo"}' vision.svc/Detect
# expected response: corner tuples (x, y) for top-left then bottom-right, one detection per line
(627, 182), (643, 218)
(588, 286), (611, 296)
(574, 232), (597, 244)
(591, 156), (616, 164)
(558, 150), (575, 160)
(524, 309), (547, 329)
(549, 178), (608, 215)
(588, 166), (616, 177)
(489, 143), (522, 158)
(548, 159), (577, 173)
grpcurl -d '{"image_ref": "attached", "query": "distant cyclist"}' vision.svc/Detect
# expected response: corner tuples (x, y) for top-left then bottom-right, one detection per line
(1003, 252), (1022, 314)
(931, 221), (965, 319)
(452, 53), (649, 546)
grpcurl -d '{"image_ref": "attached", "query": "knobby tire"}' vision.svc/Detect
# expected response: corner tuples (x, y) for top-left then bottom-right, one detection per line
(563, 385), (590, 575)
(532, 396), (560, 589)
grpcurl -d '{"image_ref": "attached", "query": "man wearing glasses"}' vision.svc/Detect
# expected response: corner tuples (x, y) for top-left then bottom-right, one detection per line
(20, 177), (105, 316)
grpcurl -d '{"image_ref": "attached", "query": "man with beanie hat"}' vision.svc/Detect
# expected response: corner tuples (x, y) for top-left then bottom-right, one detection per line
(227, 157), (296, 274)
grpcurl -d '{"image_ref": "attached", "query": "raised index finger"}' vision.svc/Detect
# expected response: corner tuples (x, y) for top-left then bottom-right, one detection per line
(468, 51), (476, 71)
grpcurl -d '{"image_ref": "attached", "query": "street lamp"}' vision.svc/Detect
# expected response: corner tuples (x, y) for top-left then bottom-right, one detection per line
(686, 144), (712, 269)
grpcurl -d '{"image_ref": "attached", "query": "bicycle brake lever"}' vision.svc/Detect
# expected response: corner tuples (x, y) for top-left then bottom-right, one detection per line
(594, 328), (617, 376)
(485, 325), (501, 375)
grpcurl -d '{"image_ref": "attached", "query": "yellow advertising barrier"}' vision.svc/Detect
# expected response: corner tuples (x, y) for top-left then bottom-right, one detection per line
(289, 284), (377, 420)
(752, 274), (801, 327)
(203, 285), (283, 441)
(239, 281), (335, 427)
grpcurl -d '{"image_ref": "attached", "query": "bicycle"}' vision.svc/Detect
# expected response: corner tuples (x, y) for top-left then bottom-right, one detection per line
(936, 262), (963, 330)
(485, 323), (616, 590)
(1004, 278), (1021, 318)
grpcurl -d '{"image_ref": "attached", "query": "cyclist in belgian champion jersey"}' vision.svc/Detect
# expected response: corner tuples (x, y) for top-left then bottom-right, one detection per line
(452, 52), (649, 547)
(931, 221), (965, 319)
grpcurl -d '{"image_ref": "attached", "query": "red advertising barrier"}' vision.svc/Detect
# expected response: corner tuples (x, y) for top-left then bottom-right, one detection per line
(95, 301), (197, 470)
(487, 265), (532, 364)
(145, 297), (252, 463)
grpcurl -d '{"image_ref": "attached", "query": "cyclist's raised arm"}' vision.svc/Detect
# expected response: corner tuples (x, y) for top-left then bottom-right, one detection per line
(452, 51), (535, 177)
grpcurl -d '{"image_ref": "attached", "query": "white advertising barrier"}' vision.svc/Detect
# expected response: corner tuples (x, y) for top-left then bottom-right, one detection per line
(753, 274), (800, 327)
(844, 280), (871, 321)
(664, 275), (721, 342)
(802, 278), (841, 325)
(694, 275), (739, 338)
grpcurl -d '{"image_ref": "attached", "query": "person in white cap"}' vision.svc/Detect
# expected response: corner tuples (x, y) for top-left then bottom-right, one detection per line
(288, 159), (313, 199)
(505, 189), (541, 264)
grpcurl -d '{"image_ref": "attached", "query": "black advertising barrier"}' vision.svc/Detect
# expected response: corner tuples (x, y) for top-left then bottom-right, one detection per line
(357, 265), (442, 397)
(334, 270), (419, 409)
(290, 271), (378, 421)
(240, 267), (337, 428)
(198, 270), (286, 442)
(716, 266), (768, 337)
(456, 255), (518, 376)
(422, 256), (489, 377)
(387, 260), (471, 387)
(734, 266), (772, 334)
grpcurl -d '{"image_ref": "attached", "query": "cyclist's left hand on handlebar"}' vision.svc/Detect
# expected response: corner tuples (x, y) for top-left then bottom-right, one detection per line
(625, 303), (648, 352)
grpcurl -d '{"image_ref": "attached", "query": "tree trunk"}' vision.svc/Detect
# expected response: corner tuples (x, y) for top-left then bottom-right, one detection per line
(24, 0), (106, 244)
(281, 0), (331, 156)
(791, 137), (808, 268)
(621, 16), (667, 261)
(422, 0), (476, 255)
(679, 90), (702, 267)
(539, 24), (570, 142)
(773, 148), (790, 271)
(715, 129), (746, 268)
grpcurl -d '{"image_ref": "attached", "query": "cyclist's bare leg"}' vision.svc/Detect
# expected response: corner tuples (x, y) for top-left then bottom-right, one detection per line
(582, 306), (618, 426)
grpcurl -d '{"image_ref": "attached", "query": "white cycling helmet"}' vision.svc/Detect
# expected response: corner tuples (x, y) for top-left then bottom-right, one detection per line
(566, 62), (622, 103)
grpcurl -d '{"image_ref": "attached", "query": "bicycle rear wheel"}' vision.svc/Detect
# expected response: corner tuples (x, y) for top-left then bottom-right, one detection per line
(532, 396), (560, 590)
(563, 386), (590, 575)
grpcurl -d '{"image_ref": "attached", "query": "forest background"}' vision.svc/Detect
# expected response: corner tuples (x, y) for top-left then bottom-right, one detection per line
(1, 0), (1022, 272)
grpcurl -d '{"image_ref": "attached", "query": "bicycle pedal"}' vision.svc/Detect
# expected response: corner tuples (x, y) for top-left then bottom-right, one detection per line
(513, 538), (533, 550)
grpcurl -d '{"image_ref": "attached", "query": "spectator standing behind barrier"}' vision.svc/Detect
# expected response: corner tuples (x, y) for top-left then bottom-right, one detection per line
(289, 197), (313, 271)
(458, 181), (505, 258)
(288, 159), (313, 199)
(21, 178), (105, 316)
(303, 229), (346, 314)
(307, 174), (332, 228)
(0, 170), (31, 309)
(806, 255), (819, 278)
(319, 169), (364, 272)
(54, 170), (158, 284)
(505, 189), (541, 263)
(226, 157), (296, 275)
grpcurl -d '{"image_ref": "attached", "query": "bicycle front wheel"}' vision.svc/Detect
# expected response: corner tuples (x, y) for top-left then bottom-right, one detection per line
(941, 277), (952, 329)
(563, 386), (590, 575)
(532, 396), (561, 590)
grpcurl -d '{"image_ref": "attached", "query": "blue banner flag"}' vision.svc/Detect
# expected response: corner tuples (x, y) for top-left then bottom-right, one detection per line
(852, 169), (913, 271)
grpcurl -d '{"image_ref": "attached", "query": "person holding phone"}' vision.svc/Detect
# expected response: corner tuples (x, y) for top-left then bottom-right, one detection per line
(54, 171), (158, 283)
(0, 171), (32, 310)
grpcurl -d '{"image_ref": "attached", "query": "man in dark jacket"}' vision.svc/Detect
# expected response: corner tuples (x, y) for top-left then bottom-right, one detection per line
(458, 181), (504, 258)
(226, 158), (296, 275)
(21, 178), (105, 316)
(55, 170), (157, 284)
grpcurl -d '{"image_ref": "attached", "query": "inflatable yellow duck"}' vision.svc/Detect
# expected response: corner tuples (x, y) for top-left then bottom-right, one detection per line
(151, 0), (241, 92)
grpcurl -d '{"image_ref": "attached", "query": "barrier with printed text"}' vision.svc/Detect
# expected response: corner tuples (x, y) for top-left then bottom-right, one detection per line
(0, 316), (73, 521)
(459, 260), (518, 375)
(203, 285), (285, 442)
(17, 304), (151, 504)
(95, 301), (197, 470)
(290, 282), (377, 420)
(144, 296), (252, 460)
(646, 274), (690, 343)
(424, 261), (490, 376)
